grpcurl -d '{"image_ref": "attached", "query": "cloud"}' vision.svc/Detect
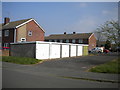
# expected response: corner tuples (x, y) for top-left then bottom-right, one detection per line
(102, 8), (118, 20)
(80, 3), (87, 7)
(102, 10), (110, 15)
(64, 7), (118, 34)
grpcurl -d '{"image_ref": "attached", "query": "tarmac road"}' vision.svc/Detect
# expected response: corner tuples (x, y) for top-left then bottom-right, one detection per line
(2, 53), (119, 88)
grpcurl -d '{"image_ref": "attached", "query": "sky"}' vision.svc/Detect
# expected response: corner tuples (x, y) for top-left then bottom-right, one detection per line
(2, 2), (118, 36)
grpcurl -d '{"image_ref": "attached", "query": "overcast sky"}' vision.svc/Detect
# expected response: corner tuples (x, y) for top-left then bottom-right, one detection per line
(2, 2), (118, 36)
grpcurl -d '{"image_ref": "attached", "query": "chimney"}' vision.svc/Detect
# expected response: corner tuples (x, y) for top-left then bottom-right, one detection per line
(73, 32), (76, 34)
(64, 32), (66, 34)
(4, 17), (10, 25)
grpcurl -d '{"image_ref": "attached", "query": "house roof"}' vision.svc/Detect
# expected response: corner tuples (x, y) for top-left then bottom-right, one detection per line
(1, 18), (32, 30)
(1, 18), (45, 32)
(45, 33), (93, 40)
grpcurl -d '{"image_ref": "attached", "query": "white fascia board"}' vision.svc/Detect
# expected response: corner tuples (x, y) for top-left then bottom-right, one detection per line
(89, 33), (96, 40)
(33, 19), (45, 32)
(15, 18), (45, 32)
(15, 19), (33, 28)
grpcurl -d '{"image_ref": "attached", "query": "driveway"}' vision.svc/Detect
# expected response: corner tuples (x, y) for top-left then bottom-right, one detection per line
(37, 53), (118, 71)
(2, 53), (119, 88)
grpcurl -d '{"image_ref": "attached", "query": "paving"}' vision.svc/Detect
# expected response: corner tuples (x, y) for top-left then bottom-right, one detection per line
(2, 53), (119, 88)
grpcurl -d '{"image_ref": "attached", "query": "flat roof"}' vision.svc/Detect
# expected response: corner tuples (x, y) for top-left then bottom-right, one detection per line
(10, 41), (88, 46)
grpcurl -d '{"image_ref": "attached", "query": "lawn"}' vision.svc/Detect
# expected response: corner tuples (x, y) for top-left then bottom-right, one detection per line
(89, 58), (120, 74)
(2, 56), (41, 64)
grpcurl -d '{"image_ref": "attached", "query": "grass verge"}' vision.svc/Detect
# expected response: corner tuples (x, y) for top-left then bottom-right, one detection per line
(89, 58), (120, 74)
(2, 56), (41, 65)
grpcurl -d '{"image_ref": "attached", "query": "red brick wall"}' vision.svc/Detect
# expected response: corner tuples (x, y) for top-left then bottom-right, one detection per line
(2, 50), (9, 56)
(88, 34), (96, 50)
(26, 20), (45, 41)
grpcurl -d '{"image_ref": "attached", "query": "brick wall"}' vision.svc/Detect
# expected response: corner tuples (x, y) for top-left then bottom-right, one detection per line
(2, 50), (9, 56)
(88, 34), (96, 50)
(26, 20), (45, 41)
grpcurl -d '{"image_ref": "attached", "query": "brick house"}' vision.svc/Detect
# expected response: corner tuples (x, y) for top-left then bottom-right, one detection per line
(0, 17), (45, 48)
(45, 32), (96, 50)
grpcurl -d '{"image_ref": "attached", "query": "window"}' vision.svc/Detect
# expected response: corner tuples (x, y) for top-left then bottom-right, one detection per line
(28, 31), (32, 36)
(57, 40), (60, 42)
(3, 43), (9, 47)
(54, 40), (57, 42)
(52, 40), (55, 42)
(72, 39), (76, 43)
(63, 39), (66, 43)
(49, 40), (52, 42)
(21, 38), (26, 42)
(66, 39), (69, 43)
(79, 39), (83, 43)
(60, 40), (63, 43)
(5, 30), (9, 37)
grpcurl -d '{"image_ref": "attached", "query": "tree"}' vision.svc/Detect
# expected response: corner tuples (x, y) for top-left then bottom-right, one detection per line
(93, 28), (106, 47)
(105, 40), (111, 49)
(95, 20), (120, 47)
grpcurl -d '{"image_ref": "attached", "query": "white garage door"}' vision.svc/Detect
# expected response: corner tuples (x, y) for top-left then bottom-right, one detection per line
(61, 44), (69, 58)
(70, 45), (76, 57)
(77, 45), (83, 56)
(36, 43), (49, 59)
(50, 44), (60, 59)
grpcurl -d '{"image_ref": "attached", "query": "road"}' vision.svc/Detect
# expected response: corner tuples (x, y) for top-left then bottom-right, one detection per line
(2, 53), (119, 88)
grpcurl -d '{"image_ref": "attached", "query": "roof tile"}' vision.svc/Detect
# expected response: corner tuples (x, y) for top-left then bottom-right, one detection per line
(45, 33), (92, 39)
(1, 18), (32, 30)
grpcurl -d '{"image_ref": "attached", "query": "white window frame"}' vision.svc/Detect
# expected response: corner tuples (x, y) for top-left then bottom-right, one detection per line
(4, 30), (9, 37)
(54, 40), (57, 42)
(60, 40), (63, 43)
(21, 38), (26, 42)
(28, 31), (32, 36)
(49, 40), (52, 42)
(72, 39), (76, 43)
(4, 43), (9, 47)
(79, 39), (83, 43)
(66, 39), (69, 43)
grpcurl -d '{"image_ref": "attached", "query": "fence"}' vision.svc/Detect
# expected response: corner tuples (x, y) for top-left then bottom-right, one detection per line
(10, 41), (88, 60)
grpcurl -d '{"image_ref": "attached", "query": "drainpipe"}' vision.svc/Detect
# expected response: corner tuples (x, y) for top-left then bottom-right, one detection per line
(14, 28), (16, 43)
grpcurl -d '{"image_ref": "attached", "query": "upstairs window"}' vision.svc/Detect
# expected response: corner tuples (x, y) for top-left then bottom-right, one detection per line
(60, 40), (63, 43)
(63, 39), (66, 43)
(28, 31), (32, 36)
(49, 40), (52, 42)
(66, 39), (69, 43)
(72, 39), (76, 43)
(54, 40), (57, 42)
(57, 40), (60, 42)
(5, 30), (9, 37)
(79, 39), (83, 43)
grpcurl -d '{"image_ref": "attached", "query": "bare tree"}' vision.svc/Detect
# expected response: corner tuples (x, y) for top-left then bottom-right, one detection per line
(94, 20), (120, 47)
(93, 28), (106, 47)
